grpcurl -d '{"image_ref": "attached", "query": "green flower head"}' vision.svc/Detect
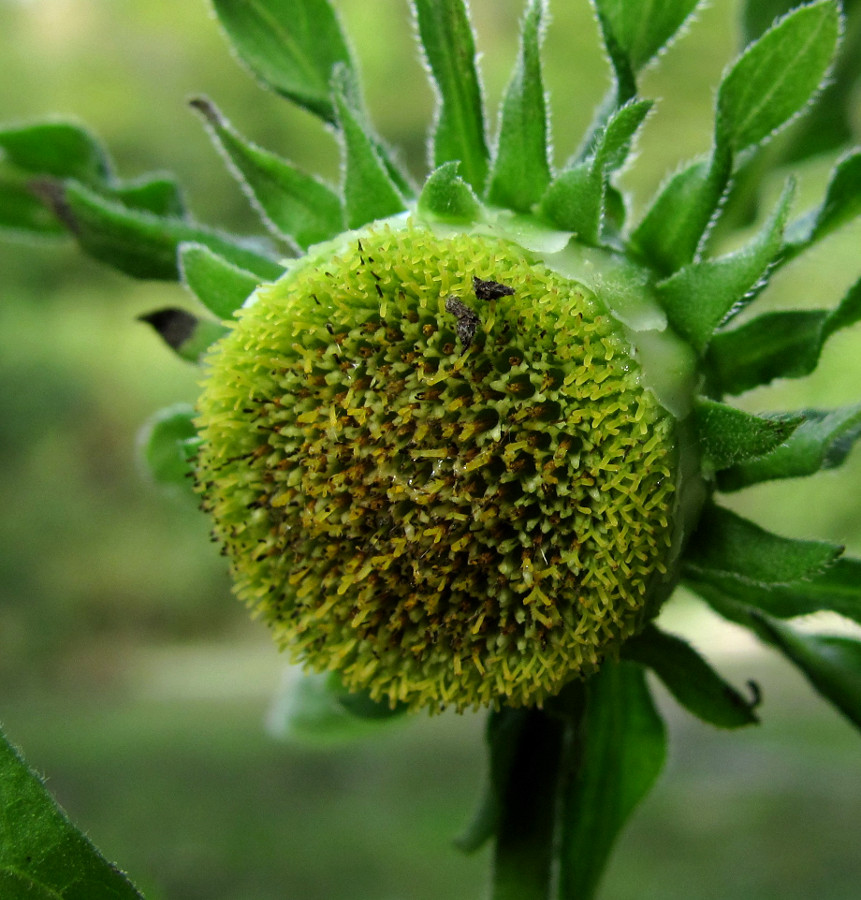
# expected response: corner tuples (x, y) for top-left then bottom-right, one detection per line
(196, 217), (697, 709)
(8, 0), (858, 724)
(180, 0), (858, 715)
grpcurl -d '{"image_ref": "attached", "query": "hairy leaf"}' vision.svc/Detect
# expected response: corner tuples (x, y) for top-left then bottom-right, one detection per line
(179, 242), (260, 319)
(592, 0), (702, 102)
(741, 0), (803, 41)
(190, 97), (343, 249)
(211, 0), (358, 123)
(716, 1), (840, 155)
(0, 120), (112, 185)
(417, 161), (482, 224)
(707, 275), (861, 395)
(776, 0), (861, 162)
(0, 726), (143, 899)
(553, 662), (666, 900)
(486, 0), (551, 214)
(540, 100), (651, 240)
(719, 404), (861, 490)
(538, 164), (599, 240)
(41, 180), (283, 281)
(750, 615), (861, 731)
(686, 555), (861, 627)
(111, 174), (186, 218)
(656, 180), (794, 350)
(592, 99), (653, 174)
(634, 1), (839, 275)
(0, 119), (191, 223)
(784, 149), (861, 255)
(333, 67), (407, 229)
(683, 503), (843, 589)
(622, 625), (759, 728)
(692, 587), (861, 732)
(139, 403), (200, 495)
(0, 179), (65, 235)
(694, 399), (803, 471)
(631, 152), (731, 275)
(412, 0), (489, 193)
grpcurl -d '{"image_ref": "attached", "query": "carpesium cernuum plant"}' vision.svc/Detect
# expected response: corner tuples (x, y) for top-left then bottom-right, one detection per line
(1, 0), (860, 896)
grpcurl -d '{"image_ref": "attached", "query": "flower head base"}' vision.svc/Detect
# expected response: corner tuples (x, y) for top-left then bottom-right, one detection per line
(197, 220), (682, 710)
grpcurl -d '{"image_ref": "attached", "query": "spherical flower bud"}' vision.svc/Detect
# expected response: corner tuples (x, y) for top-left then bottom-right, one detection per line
(196, 215), (700, 711)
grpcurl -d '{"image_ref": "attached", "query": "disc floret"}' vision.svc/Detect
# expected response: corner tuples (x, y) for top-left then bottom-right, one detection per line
(196, 220), (687, 710)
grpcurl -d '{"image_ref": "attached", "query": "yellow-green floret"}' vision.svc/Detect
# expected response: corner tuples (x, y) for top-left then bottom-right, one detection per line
(196, 220), (679, 711)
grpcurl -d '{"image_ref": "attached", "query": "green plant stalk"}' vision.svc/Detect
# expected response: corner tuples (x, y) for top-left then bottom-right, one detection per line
(491, 706), (568, 899)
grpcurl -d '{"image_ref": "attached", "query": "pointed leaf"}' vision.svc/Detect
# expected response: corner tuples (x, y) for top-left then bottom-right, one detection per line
(694, 398), (803, 471)
(111, 173), (186, 218)
(592, 99), (653, 175)
(592, 0), (702, 93)
(417, 161), (482, 224)
(485, 0), (551, 214)
(784, 149), (861, 254)
(622, 625), (759, 728)
(412, 0), (489, 192)
(41, 179), (283, 281)
(179, 242), (260, 319)
(749, 614), (861, 732)
(0, 726), (144, 898)
(707, 309), (825, 395)
(0, 120), (112, 185)
(776, 0), (861, 162)
(190, 97), (343, 249)
(265, 669), (404, 745)
(333, 67), (407, 229)
(553, 661), (666, 900)
(683, 502), (843, 589)
(656, 180), (794, 351)
(715, 1), (840, 156)
(687, 555), (861, 627)
(139, 308), (229, 363)
(631, 151), (731, 275)
(719, 403), (861, 490)
(139, 403), (200, 496)
(741, 0), (801, 42)
(692, 585), (861, 732)
(211, 0), (358, 123)
(538, 163), (599, 240)
(540, 100), (651, 240)
(0, 179), (64, 236)
(706, 275), (861, 395)
(0, 120), (190, 221)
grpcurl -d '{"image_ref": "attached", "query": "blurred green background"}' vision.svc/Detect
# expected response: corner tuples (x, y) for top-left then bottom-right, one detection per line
(1, 1), (860, 898)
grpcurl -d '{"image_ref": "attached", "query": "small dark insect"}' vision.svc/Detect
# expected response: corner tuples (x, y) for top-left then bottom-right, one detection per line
(445, 295), (479, 350)
(473, 275), (515, 301)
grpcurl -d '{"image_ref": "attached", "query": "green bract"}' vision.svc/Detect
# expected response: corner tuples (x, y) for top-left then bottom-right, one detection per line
(196, 217), (693, 710)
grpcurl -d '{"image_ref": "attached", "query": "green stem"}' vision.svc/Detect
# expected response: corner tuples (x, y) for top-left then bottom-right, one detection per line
(490, 706), (568, 900)
(488, 664), (665, 900)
